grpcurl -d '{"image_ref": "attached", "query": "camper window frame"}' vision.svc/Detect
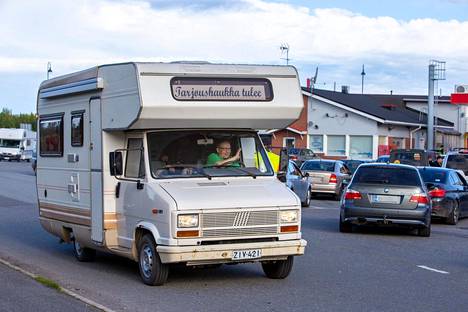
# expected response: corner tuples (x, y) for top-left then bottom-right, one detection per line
(70, 111), (84, 147)
(39, 113), (64, 157)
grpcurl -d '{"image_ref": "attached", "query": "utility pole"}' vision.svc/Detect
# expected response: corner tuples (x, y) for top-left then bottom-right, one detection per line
(427, 60), (446, 150)
(361, 64), (366, 94)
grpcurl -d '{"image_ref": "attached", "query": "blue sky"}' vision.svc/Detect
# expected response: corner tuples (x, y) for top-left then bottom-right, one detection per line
(1, 0), (468, 113)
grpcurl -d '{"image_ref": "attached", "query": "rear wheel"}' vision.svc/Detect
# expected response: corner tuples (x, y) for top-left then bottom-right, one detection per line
(73, 239), (96, 262)
(138, 234), (169, 286)
(302, 188), (311, 207)
(447, 202), (459, 225)
(339, 219), (352, 233)
(417, 224), (431, 237)
(262, 256), (294, 279)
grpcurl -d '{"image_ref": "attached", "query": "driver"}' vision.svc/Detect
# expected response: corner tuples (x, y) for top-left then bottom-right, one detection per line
(206, 140), (241, 167)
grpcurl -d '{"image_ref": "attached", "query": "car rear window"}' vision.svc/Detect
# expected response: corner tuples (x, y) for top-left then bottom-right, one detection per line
(446, 154), (468, 174)
(390, 152), (426, 165)
(353, 166), (421, 186)
(301, 149), (314, 156)
(418, 169), (448, 184)
(301, 161), (335, 172)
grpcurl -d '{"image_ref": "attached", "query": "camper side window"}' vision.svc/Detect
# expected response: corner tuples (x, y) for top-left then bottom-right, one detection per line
(71, 113), (83, 147)
(39, 116), (63, 157)
(125, 138), (145, 179)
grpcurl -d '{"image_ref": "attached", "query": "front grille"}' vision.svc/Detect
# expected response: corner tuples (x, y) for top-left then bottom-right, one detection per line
(201, 210), (278, 238)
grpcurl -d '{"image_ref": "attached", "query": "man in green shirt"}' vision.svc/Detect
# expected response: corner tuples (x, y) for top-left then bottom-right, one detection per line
(206, 140), (241, 167)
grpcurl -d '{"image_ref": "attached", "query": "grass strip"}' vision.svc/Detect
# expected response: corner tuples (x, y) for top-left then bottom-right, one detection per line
(34, 275), (62, 292)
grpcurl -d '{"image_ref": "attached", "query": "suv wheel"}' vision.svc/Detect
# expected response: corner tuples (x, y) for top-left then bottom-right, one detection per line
(339, 218), (352, 233)
(417, 224), (431, 237)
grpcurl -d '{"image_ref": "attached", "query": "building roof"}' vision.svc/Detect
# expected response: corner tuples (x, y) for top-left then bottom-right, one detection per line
(302, 87), (453, 128)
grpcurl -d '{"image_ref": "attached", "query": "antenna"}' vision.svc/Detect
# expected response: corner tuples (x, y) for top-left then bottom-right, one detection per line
(361, 64), (366, 94)
(47, 62), (53, 80)
(279, 43), (290, 65)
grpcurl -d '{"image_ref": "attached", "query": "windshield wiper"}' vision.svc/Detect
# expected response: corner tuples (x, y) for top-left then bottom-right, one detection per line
(232, 167), (257, 179)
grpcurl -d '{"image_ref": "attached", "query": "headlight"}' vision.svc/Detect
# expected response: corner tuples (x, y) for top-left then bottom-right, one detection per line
(279, 210), (298, 223)
(177, 214), (199, 228)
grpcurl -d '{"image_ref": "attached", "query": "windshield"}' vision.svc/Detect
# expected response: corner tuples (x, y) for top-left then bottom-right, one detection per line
(147, 130), (274, 179)
(0, 139), (20, 148)
(446, 154), (468, 174)
(301, 161), (335, 172)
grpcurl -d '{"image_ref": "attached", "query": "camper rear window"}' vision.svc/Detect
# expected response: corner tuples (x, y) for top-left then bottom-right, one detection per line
(39, 116), (63, 157)
(71, 113), (83, 147)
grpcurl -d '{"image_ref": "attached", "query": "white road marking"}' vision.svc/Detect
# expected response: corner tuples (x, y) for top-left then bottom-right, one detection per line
(417, 265), (449, 274)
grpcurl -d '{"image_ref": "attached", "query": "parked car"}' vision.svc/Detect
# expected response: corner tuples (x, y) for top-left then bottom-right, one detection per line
(301, 160), (351, 200)
(287, 148), (317, 166)
(342, 159), (370, 175)
(340, 163), (431, 237)
(418, 167), (468, 225)
(389, 149), (429, 166)
(376, 155), (389, 163)
(442, 149), (468, 175)
(278, 160), (312, 207)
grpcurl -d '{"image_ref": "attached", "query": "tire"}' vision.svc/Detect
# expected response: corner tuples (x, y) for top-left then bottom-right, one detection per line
(418, 224), (431, 237)
(301, 188), (311, 207)
(73, 239), (96, 262)
(261, 256), (294, 279)
(138, 234), (169, 286)
(447, 201), (460, 225)
(339, 219), (352, 233)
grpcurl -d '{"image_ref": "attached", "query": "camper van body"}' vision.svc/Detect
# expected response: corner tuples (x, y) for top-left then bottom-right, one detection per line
(0, 128), (36, 161)
(36, 62), (307, 285)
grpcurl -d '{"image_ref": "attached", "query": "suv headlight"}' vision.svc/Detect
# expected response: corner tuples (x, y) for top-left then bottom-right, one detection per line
(279, 210), (298, 223)
(177, 214), (199, 228)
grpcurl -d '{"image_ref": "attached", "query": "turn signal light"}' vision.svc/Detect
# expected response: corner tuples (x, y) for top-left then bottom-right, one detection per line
(409, 194), (429, 204)
(344, 189), (362, 200)
(428, 188), (446, 198)
(280, 225), (299, 233)
(176, 230), (199, 238)
(329, 174), (337, 184)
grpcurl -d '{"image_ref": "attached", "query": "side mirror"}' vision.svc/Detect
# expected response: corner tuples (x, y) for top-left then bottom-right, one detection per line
(342, 179), (350, 186)
(279, 148), (288, 173)
(303, 172), (309, 178)
(277, 171), (287, 183)
(109, 151), (123, 176)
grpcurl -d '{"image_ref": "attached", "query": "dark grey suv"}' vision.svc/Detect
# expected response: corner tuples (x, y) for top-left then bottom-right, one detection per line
(340, 163), (431, 237)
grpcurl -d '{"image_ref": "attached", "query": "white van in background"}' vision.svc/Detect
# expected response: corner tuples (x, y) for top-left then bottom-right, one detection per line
(0, 128), (36, 162)
(36, 62), (307, 285)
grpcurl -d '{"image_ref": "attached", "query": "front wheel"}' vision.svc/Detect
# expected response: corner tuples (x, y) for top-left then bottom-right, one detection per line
(73, 239), (96, 262)
(138, 234), (169, 286)
(261, 256), (294, 279)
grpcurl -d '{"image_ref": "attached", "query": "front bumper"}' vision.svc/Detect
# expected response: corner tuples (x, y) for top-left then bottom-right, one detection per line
(157, 239), (307, 265)
(342, 205), (430, 227)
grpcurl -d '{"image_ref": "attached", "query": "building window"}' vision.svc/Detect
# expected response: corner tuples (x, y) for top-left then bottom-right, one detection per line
(350, 136), (373, 159)
(39, 115), (63, 157)
(283, 137), (295, 149)
(309, 135), (323, 153)
(71, 113), (84, 147)
(125, 138), (145, 179)
(327, 135), (345, 156)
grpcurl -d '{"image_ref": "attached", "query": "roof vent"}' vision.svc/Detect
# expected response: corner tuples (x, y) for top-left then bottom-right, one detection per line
(341, 86), (349, 94)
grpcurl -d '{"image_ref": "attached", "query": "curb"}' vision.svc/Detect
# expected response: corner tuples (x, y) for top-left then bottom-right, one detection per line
(0, 257), (116, 312)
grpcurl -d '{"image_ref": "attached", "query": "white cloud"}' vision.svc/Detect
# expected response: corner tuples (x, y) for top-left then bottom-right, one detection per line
(0, 0), (468, 104)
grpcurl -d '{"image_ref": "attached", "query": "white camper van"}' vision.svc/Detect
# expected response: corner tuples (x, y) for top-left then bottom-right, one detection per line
(0, 128), (36, 161)
(36, 62), (307, 285)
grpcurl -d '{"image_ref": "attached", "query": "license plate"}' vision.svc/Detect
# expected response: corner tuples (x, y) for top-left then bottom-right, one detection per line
(232, 249), (262, 260)
(371, 195), (400, 204)
(311, 178), (322, 183)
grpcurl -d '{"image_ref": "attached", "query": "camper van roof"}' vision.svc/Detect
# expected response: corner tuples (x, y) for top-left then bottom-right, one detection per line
(38, 62), (304, 130)
(0, 128), (29, 140)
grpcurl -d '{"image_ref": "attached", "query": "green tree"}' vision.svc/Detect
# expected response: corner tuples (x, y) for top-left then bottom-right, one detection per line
(0, 108), (36, 131)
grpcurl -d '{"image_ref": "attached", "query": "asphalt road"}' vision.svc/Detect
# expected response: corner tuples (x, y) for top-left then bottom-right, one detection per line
(1, 162), (468, 311)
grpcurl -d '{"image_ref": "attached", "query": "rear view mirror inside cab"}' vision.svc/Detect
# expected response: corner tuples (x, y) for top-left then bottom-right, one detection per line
(197, 138), (213, 145)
